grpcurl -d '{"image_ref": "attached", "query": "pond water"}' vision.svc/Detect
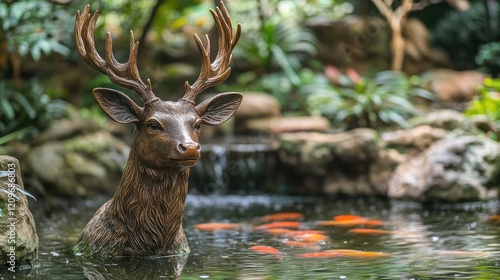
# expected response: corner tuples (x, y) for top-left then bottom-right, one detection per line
(3, 195), (500, 279)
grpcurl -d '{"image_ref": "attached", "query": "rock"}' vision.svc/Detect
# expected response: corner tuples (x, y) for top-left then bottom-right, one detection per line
(369, 148), (405, 194)
(411, 109), (477, 133)
(382, 125), (447, 155)
(469, 114), (497, 134)
(278, 128), (397, 196)
(307, 15), (390, 74)
(0, 156), (38, 267)
(26, 131), (130, 197)
(388, 136), (500, 202)
(32, 116), (100, 146)
(421, 69), (485, 103)
(243, 116), (330, 134)
(235, 92), (281, 119)
(308, 17), (450, 75)
(233, 92), (330, 134)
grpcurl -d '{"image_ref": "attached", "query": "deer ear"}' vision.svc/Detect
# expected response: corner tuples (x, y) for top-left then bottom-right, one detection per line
(93, 88), (143, 124)
(195, 92), (242, 126)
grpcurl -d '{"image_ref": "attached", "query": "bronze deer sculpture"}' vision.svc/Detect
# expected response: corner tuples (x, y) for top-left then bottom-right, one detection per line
(73, 2), (242, 257)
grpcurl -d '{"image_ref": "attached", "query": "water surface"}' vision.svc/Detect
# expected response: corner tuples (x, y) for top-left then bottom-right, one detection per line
(3, 195), (500, 279)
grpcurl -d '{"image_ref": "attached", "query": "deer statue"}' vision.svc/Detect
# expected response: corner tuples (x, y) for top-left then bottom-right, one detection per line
(73, 2), (242, 257)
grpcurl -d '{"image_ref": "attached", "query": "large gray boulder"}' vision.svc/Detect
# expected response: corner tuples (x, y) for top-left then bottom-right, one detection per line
(388, 136), (500, 202)
(26, 131), (129, 197)
(278, 128), (403, 196)
(0, 156), (38, 269)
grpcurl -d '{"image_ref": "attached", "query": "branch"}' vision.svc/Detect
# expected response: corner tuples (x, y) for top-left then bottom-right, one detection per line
(139, 0), (165, 57)
(446, 0), (470, 11)
(393, 0), (413, 24)
(412, 0), (445, 11)
(384, 0), (394, 6)
(371, 0), (393, 20)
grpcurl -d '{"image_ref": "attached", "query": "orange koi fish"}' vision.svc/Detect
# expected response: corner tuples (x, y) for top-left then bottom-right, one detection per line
(283, 241), (321, 249)
(316, 219), (384, 227)
(333, 215), (365, 221)
(249, 245), (282, 259)
(265, 228), (325, 236)
(194, 223), (243, 231)
(259, 212), (303, 221)
(326, 249), (391, 258)
(298, 251), (343, 258)
(488, 215), (500, 222)
(294, 233), (329, 243)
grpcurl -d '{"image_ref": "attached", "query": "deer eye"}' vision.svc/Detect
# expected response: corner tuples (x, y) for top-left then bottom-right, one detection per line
(147, 121), (162, 131)
(193, 121), (201, 131)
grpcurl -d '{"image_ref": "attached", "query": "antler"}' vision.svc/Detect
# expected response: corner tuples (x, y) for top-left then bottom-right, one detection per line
(182, 1), (241, 103)
(75, 5), (156, 103)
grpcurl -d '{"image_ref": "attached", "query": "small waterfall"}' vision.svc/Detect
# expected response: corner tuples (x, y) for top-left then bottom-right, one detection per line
(189, 139), (279, 194)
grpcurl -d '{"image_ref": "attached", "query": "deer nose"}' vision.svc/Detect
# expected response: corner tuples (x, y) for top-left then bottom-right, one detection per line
(177, 142), (201, 156)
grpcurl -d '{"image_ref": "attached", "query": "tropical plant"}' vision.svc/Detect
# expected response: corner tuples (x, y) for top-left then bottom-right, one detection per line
(231, 3), (319, 112)
(476, 42), (500, 77)
(0, 79), (67, 145)
(304, 70), (433, 129)
(464, 78), (500, 123)
(432, 2), (500, 70)
(0, 0), (71, 78)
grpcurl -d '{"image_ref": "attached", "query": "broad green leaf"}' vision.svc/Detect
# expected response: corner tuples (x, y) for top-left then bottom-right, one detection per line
(1, 100), (14, 120)
(12, 94), (36, 119)
(30, 45), (41, 61)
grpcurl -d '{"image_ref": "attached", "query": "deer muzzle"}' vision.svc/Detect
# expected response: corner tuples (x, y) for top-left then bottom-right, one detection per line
(170, 142), (201, 166)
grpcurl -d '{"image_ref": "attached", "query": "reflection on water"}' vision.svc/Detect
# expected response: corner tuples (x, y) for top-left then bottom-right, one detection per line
(80, 255), (187, 280)
(2, 195), (500, 279)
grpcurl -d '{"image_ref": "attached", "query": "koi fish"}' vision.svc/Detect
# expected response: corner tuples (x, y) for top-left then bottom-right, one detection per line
(297, 251), (343, 258)
(488, 215), (500, 222)
(249, 245), (282, 259)
(326, 249), (391, 258)
(283, 241), (321, 249)
(259, 212), (303, 221)
(265, 228), (325, 236)
(294, 233), (329, 243)
(194, 223), (243, 231)
(316, 219), (384, 227)
(333, 214), (365, 221)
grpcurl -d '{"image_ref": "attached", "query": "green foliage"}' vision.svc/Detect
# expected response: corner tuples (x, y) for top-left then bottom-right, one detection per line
(230, 0), (320, 111)
(432, 3), (499, 70)
(304, 71), (433, 129)
(476, 42), (500, 77)
(465, 78), (500, 123)
(0, 79), (67, 145)
(0, 0), (70, 61)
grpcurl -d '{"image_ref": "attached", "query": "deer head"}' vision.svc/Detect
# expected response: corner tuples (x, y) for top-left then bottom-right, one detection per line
(75, 3), (242, 171)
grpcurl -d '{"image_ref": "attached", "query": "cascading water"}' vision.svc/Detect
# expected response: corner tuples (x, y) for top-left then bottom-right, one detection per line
(189, 138), (279, 194)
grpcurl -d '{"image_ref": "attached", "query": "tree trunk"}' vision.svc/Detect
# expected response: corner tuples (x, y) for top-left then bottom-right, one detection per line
(138, 0), (165, 58)
(390, 24), (405, 71)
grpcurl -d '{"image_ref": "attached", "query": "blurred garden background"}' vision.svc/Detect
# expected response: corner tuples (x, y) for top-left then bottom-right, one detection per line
(1, 0), (500, 202)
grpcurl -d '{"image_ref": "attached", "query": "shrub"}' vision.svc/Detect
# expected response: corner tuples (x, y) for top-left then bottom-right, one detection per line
(432, 3), (500, 70)
(476, 42), (500, 77)
(304, 70), (433, 129)
(0, 79), (67, 145)
(464, 78), (500, 122)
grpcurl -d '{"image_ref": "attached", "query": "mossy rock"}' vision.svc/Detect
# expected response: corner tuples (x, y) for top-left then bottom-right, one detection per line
(0, 156), (38, 269)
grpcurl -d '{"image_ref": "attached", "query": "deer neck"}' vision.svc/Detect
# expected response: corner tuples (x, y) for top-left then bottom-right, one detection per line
(108, 147), (190, 253)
